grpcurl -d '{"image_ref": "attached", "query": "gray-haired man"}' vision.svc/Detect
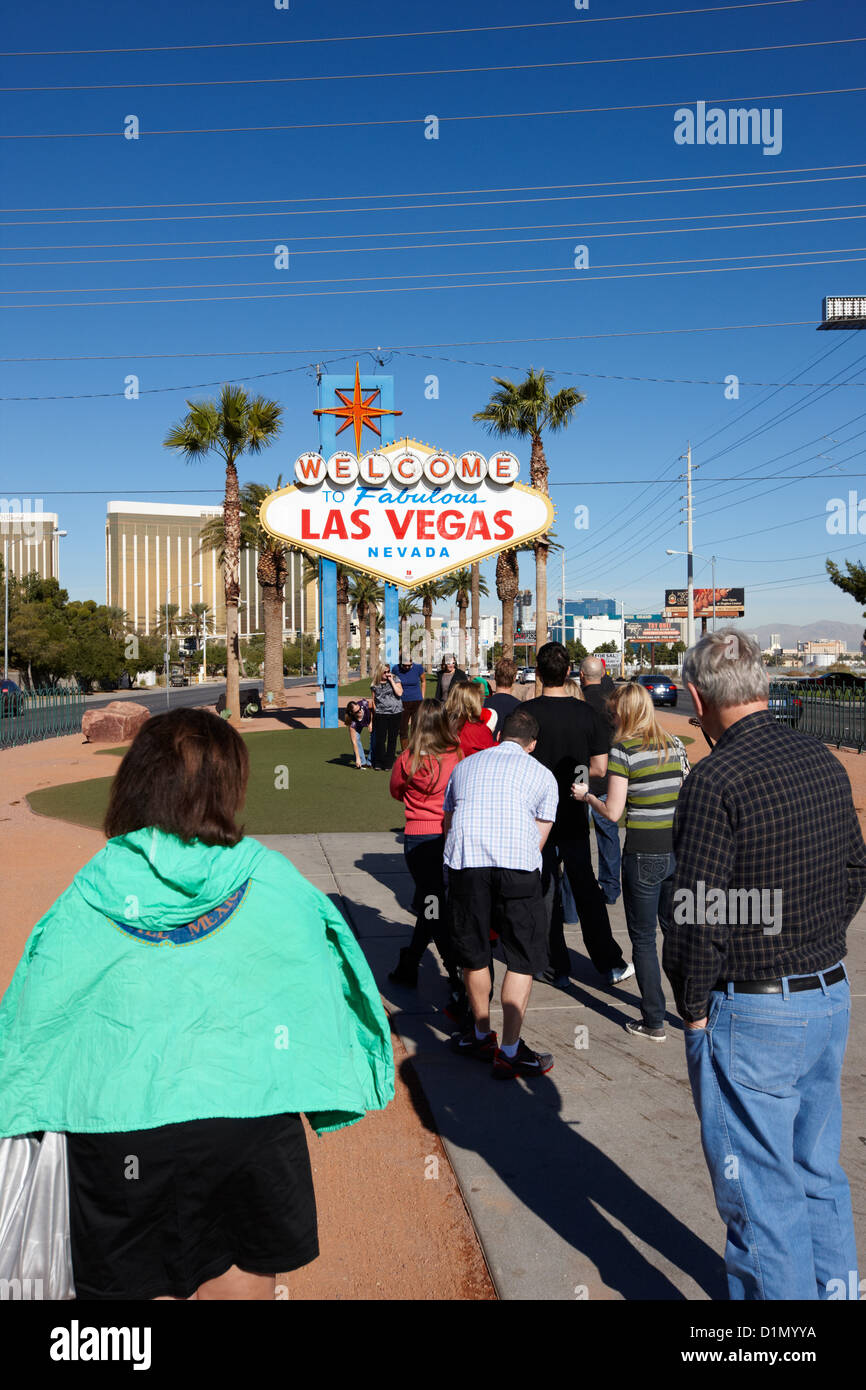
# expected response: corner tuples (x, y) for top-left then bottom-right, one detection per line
(663, 628), (866, 1300)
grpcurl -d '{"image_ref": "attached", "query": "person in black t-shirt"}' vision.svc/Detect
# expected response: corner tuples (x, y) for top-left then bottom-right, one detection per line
(483, 656), (521, 739)
(524, 643), (630, 986)
(579, 656), (623, 905)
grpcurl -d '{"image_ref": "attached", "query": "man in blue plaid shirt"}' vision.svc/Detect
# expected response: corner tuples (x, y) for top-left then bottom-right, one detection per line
(664, 628), (866, 1300)
(443, 707), (559, 1080)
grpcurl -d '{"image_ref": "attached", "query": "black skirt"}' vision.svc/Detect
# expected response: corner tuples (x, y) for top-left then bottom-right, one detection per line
(66, 1112), (319, 1300)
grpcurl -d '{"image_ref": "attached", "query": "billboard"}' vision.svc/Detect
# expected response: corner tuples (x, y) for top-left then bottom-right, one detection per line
(664, 588), (745, 618)
(260, 438), (554, 590)
(625, 618), (681, 644)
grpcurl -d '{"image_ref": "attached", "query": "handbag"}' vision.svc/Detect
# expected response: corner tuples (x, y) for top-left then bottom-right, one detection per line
(671, 734), (692, 781)
(0, 1132), (75, 1300)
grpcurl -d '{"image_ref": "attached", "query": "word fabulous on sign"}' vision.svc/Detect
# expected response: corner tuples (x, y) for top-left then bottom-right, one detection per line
(259, 438), (554, 589)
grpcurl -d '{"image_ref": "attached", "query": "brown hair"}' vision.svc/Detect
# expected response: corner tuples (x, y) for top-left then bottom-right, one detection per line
(104, 708), (249, 847)
(445, 679), (484, 731)
(403, 698), (460, 786)
(494, 656), (517, 687)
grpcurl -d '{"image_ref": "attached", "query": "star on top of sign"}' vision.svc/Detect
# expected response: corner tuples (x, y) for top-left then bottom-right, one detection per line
(313, 361), (403, 456)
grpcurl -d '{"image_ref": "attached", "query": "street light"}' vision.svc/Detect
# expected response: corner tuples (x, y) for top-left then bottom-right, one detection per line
(165, 581), (201, 708)
(666, 549), (717, 632)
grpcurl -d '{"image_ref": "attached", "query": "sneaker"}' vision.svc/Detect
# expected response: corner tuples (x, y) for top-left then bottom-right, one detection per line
(607, 962), (636, 985)
(625, 1018), (666, 1042)
(450, 1027), (499, 1061)
(491, 1039), (554, 1080)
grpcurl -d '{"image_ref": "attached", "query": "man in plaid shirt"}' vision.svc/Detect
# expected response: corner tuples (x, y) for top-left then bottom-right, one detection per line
(664, 628), (866, 1300)
(443, 707), (559, 1080)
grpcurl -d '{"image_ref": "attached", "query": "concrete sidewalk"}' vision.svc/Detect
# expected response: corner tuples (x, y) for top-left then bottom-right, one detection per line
(261, 831), (865, 1302)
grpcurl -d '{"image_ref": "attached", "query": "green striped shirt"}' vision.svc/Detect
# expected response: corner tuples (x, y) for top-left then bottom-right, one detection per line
(608, 736), (683, 853)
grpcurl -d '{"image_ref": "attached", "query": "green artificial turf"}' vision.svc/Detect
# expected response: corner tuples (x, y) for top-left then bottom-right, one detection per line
(27, 729), (405, 835)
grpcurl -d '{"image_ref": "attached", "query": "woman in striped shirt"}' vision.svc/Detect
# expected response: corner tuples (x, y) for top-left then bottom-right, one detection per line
(571, 682), (687, 1042)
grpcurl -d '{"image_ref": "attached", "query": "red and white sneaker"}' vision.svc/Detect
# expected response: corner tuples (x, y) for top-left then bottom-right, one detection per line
(492, 1039), (554, 1080)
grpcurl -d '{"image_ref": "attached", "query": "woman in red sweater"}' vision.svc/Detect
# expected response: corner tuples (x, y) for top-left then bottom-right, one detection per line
(388, 700), (462, 995)
(445, 680), (497, 758)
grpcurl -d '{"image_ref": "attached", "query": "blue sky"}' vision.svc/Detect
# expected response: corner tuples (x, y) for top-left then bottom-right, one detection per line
(2, 0), (865, 630)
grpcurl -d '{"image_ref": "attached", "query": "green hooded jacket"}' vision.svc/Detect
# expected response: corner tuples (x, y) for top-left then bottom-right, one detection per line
(0, 829), (394, 1137)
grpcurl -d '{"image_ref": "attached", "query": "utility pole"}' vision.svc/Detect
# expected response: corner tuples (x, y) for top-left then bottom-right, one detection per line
(561, 550), (566, 646)
(685, 442), (695, 650)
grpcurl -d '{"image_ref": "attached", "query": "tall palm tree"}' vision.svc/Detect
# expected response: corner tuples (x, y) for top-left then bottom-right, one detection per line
(440, 567), (489, 670)
(474, 368), (584, 652)
(415, 580), (444, 671)
(398, 593), (422, 662)
(240, 480), (290, 705)
(299, 552), (350, 684)
(348, 572), (382, 679)
(164, 385), (283, 723)
(470, 563), (481, 676)
(495, 549), (520, 660)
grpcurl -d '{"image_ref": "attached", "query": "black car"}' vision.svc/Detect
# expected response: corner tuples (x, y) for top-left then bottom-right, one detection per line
(0, 677), (25, 716)
(633, 673), (678, 707)
(768, 684), (803, 728)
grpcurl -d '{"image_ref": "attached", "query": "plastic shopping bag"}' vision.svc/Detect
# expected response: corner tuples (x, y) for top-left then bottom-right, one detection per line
(0, 1132), (75, 1300)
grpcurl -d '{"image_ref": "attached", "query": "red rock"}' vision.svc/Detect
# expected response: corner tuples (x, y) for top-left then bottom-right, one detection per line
(82, 701), (151, 744)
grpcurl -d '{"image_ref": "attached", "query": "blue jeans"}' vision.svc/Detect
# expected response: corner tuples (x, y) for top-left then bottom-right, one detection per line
(590, 796), (622, 904)
(621, 851), (674, 1029)
(685, 968), (858, 1300)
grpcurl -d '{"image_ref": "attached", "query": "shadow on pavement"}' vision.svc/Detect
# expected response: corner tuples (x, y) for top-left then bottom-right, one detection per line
(398, 1050), (726, 1301)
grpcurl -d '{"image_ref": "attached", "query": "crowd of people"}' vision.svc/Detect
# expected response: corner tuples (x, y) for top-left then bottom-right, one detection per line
(0, 631), (860, 1303)
(372, 634), (864, 1299)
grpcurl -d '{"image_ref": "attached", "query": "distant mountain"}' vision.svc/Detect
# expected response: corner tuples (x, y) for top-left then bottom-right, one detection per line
(751, 620), (865, 651)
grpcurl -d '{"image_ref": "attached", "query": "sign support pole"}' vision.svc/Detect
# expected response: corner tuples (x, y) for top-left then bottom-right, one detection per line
(319, 557), (338, 728)
(384, 583), (399, 668)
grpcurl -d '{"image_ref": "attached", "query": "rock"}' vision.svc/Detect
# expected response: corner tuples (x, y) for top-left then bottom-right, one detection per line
(82, 701), (151, 744)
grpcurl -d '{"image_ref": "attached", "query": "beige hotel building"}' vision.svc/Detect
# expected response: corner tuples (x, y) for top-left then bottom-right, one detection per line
(0, 510), (63, 581)
(105, 502), (316, 640)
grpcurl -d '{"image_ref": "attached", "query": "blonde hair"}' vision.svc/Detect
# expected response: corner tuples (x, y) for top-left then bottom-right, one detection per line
(610, 683), (676, 765)
(371, 663), (391, 687)
(564, 677), (584, 700)
(445, 679), (484, 730)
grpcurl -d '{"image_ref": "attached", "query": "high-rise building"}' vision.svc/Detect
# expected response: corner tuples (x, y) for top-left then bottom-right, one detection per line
(769, 633), (781, 650)
(0, 510), (62, 582)
(105, 502), (316, 639)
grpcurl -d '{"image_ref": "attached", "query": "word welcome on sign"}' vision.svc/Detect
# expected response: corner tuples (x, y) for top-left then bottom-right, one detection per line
(261, 438), (554, 588)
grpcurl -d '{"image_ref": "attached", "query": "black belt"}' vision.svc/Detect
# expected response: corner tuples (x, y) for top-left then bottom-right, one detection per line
(715, 964), (845, 995)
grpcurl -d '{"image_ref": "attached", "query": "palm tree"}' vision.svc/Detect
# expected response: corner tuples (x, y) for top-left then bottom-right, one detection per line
(240, 480), (290, 705)
(474, 368), (584, 651)
(440, 567), (489, 670)
(495, 550), (520, 660)
(299, 552), (350, 684)
(398, 593), (422, 663)
(415, 580), (444, 671)
(470, 563), (481, 676)
(164, 385), (283, 723)
(348, 572), (382, 679)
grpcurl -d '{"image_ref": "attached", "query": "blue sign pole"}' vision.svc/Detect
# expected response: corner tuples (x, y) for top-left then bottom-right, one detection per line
(316, 370), (400, 728)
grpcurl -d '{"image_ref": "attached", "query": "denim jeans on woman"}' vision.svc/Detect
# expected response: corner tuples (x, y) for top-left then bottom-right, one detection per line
(620, 851), (675, 1029)
(685, 967), (857, 1300)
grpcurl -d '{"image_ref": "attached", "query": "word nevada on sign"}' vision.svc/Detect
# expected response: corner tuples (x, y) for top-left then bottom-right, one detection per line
(260, 438), (554, 588)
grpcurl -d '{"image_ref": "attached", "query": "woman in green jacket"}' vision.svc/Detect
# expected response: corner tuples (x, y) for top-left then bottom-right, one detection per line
(0, 708), (394, 1301)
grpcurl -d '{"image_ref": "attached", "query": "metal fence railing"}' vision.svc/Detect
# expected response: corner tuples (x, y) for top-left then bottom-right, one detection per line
(769, 680), (866, 752)
(0, 685), (86, 750)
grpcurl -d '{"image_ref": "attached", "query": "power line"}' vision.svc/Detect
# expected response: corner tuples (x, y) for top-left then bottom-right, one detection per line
(9, 173), (866, 229)
(9, 37), (864, 93)
(0, 321), (819, 363)
(10, 245), (864, 296)
(9, 161), (865, 216)
(4, 85), (863, 142)
(8, 209), (866, 267)
(6, 254), (865, 311)
(0, 3), (808, 57)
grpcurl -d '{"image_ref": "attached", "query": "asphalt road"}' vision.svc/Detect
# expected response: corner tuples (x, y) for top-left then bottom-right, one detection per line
(83, 678), (312, 715)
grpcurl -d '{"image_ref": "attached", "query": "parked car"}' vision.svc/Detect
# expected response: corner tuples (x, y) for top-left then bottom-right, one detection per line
(516, 666), (536, 684)
(814, 672), (866, 689)
(0, 677), (25, 716)
(632, 673), (678, 707)
(169, 665), (188, 687)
